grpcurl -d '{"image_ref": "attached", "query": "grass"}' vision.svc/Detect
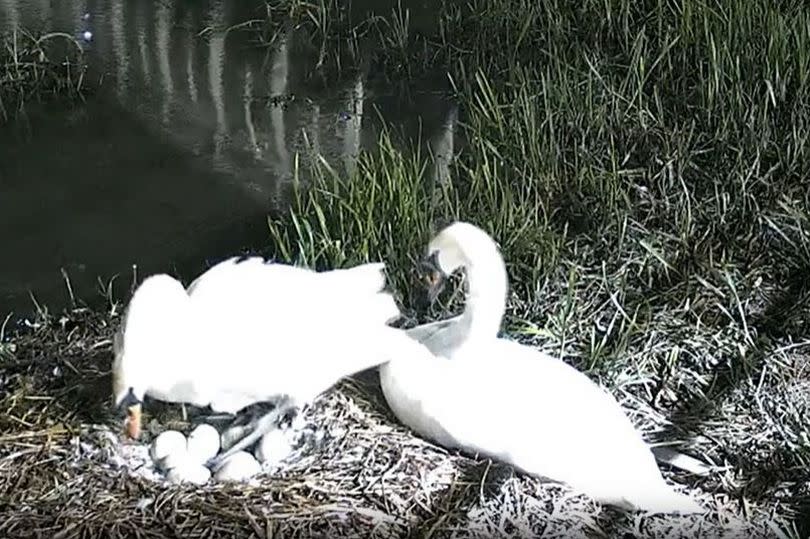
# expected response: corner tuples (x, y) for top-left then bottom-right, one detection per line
(0, 30), (87, 122)
(1, 0), (810, 537)
(263, 0), (810, 533)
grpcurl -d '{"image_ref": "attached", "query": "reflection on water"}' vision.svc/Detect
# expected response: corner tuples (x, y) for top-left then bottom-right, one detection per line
(0, 0), (458, 321)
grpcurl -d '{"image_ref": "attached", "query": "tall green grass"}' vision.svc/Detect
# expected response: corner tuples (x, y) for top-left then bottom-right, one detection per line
(268, 135), (436, 309)
(267, 0), (810, 376)
(265, 4), (810, 496)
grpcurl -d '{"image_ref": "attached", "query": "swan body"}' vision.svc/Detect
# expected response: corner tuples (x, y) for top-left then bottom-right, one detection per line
(403, 228), (712, 477)
(381, 222), (703, 514)
(112, 256), (421, 453)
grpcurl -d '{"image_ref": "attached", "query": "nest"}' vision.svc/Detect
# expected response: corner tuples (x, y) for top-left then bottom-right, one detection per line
(0, 307), (804, 538)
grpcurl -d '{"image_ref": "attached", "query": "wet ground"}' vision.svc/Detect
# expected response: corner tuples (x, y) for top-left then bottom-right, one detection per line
(0, 0), (457, 321)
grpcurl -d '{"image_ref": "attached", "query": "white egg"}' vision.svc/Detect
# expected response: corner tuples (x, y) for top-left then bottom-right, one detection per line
(159, 449), (191, 472)
(255, 429), (295, 465)
(165, 467), (184, 484)
(166, 463), (212, 485)
(213, 451), (261, 482)
(220, 425), (252, 452)
(149, 430), (187, 463)
(186, 424), (220, 464)
(288, 413), (306, 432)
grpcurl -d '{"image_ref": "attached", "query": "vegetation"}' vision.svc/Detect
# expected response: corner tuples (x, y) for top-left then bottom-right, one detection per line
(0, 30), (87, 121)
(1, 0), (808, 536)
(264, 0), (810, 531)
(269, 1), (810, 367)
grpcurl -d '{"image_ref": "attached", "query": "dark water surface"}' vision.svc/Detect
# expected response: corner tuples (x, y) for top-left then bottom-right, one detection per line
(0, 0), (458, 322)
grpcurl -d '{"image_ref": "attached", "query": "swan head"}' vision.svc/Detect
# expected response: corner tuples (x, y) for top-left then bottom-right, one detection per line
(418, 221), (505, 303)
(112, 274), (190, 439)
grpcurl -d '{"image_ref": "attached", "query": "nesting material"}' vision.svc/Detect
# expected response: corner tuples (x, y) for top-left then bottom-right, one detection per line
(213, 451), (262, 482)
(1, 284), (802, 536)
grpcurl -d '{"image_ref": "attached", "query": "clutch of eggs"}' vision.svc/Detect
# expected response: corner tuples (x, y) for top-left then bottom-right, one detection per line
(149, 423), (292, 484)
(150, 428), (214, 485)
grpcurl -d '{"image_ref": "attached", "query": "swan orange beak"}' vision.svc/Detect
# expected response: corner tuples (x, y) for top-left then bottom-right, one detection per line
(125, 403), (142, 439)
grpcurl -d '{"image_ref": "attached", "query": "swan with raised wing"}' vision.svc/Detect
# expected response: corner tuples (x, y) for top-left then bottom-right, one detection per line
(381, 222), (704, 515)
(112, 255), (430, 469)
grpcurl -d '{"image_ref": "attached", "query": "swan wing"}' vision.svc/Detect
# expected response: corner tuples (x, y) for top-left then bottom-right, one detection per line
(385, 337), (661, 494)
(183, 258), (402, 409)
(382, 336), (701, 513)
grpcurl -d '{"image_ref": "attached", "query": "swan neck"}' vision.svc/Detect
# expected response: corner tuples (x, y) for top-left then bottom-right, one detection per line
(461, 259), (507, 338)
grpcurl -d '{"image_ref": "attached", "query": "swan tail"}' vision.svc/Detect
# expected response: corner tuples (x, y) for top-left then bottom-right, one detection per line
(623, 484), (705, 515)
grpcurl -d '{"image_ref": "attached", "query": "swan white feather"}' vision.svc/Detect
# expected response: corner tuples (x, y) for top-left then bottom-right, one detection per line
(382, 222), (704, 514)
(112, 256), (413, 442)
(402, 231), (712, 477)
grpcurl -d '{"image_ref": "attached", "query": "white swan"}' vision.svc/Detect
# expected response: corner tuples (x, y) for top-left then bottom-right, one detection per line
(112, 255), (426, 468)
(381, 222), (704, 514)
(404, 226), (712, 478)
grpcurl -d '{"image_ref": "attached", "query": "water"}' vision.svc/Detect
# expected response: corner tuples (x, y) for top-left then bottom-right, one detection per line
(0, 0), (458, 322)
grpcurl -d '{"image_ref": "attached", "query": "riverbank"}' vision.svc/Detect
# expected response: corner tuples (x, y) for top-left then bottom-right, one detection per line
(266, 0), (810, 533)
(0, 300), (803, 537)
